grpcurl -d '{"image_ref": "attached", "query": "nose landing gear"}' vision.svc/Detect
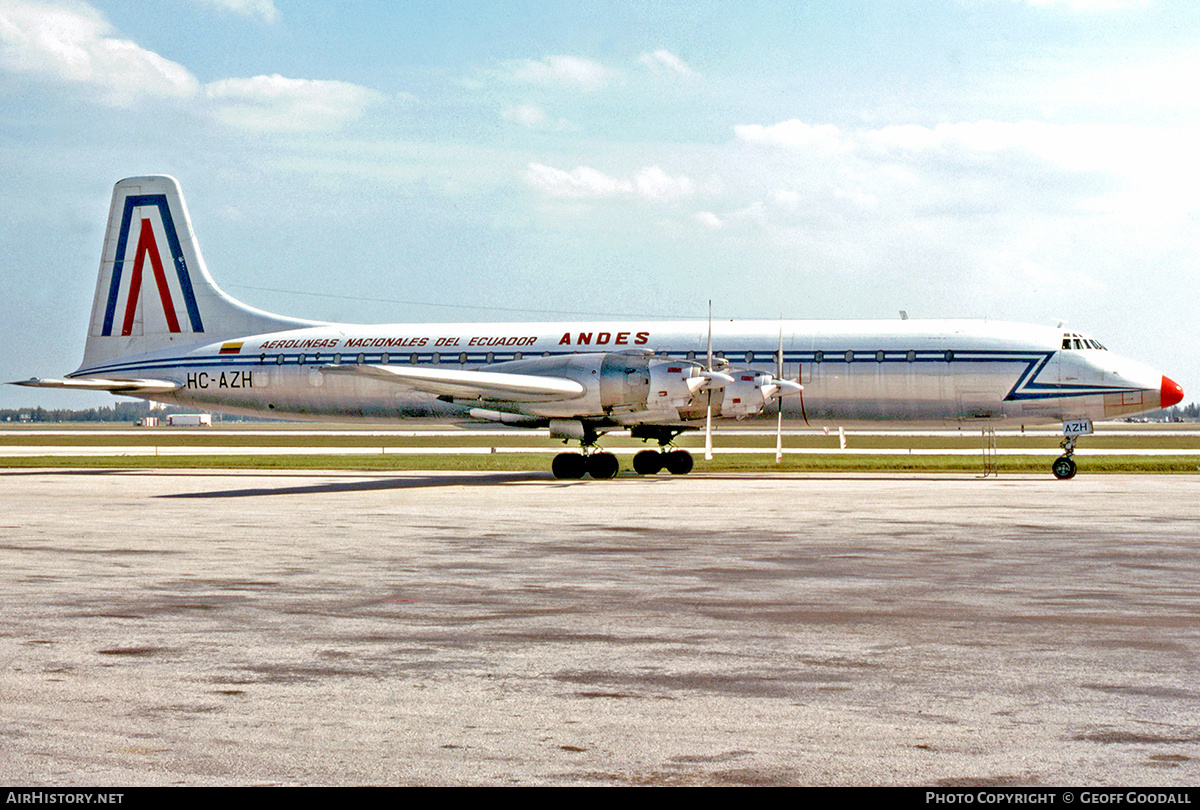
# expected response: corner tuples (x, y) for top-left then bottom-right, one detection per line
(1051, 452), (1077, 480)
(1052, 419), (1092, 480)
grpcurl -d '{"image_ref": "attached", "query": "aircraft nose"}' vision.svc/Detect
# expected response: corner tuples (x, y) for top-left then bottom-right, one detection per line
(1161, 376), (1184, 409)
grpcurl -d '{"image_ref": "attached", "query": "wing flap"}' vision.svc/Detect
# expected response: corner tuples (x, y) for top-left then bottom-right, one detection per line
(320, 364), (586, 402)
(10, 377), (180, 395)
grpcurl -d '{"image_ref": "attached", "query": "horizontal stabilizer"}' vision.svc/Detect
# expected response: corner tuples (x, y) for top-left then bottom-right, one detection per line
(320, 364), (586, 403)
(10, 377), (180, 394)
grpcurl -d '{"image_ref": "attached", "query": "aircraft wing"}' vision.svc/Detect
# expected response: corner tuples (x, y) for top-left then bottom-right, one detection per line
(320, 364), (586, 403)
(10, 377), (180, 395)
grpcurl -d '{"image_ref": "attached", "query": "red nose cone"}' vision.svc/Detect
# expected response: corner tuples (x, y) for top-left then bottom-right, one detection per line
(1161, 376), (1184, 409)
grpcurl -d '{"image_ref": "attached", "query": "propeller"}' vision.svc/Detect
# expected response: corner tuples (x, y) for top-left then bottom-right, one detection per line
(776, 323), (784, 463)
(705, 301), (713, 461)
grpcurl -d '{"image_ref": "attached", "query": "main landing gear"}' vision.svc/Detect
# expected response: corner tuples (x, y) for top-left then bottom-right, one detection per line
(629, 425), (694, 477)
(550, 447), (696, 479)
(551, 450), (620, 480)
(633, 448), (694, 476)
(550, 426), (698, 480)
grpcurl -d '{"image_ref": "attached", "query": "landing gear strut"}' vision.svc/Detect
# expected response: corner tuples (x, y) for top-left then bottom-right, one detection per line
(550, 423), (621, 480)
(1052, 419), (1091, 480)
(629, 426), (695, 476)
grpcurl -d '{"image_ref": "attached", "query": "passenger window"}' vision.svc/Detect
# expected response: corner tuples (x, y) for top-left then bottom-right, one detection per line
(813, 351), (823, 363)
(431, 352), (440, 364)
(381, 353), (389, 364)
(876, 350), (885, 363)
(844, 350), (854, 363)
(276, 354), (284, 365)
(410, 353), (418, 364)
(298, 353), (306, 366)
(906, 350), (916, 362)
(356, 353), (365, 365)
(486, 352), (494, 364)
(945, 350), (954, 363)
(459, 352), (468, 364)
(513, 351), (523, 361)
(745, 351), (755, 363)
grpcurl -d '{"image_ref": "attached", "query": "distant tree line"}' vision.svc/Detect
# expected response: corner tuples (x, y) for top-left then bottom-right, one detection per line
(0, 402), (278, 424)
(1145, 402), (1200, 421)
(2, 401), (187, 423)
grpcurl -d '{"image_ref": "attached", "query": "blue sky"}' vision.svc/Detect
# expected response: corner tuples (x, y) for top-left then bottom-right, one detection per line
(1, 0), (1197, 410)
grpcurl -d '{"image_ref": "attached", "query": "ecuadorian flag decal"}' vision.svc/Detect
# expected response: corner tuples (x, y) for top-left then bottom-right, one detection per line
(219, 341), (244, 355)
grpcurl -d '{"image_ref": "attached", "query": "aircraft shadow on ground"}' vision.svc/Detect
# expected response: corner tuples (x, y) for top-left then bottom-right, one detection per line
(155, 470), (554, 498)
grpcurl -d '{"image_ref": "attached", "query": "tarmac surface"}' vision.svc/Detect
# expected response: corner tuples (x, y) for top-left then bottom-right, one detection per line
(1, 469), (1198, 786)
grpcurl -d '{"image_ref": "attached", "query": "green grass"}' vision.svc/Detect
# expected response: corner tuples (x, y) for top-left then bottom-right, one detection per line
(2, 453), (1196, 474)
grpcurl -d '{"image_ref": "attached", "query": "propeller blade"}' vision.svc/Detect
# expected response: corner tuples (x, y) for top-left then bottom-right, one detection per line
(705, 300), (714, 461)
(776, 322), (783, 463)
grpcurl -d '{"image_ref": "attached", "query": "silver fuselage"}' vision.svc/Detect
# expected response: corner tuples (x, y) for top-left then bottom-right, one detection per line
(71, 318), (1169, 427)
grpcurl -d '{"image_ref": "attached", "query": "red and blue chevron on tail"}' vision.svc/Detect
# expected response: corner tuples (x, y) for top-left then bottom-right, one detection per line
(80, 176), (317, 370)
(97, 186), (203, 337)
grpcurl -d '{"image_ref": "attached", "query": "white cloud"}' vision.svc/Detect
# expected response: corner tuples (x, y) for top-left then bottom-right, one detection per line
(734, 120), (849, 154)
(0, 0), (199, 105)
(525, 163), (694, 202)
(204, 74), (384, 132)
(634, 166), (694, 202)
(192, 0), (280, 24)
(696, 211), (723, 229)
(508, 55), (619, 91)
(0, 1), (383, 131)
(638, 49), (696, 79)
(502, 103), (548, 127)
(525, 163), (632, 197)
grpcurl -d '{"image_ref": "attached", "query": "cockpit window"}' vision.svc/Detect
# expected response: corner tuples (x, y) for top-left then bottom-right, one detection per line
(1061, 332), (1106, 351)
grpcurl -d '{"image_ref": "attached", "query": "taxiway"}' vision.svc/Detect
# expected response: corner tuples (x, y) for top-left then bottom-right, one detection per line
(1, 470), (1197, 785)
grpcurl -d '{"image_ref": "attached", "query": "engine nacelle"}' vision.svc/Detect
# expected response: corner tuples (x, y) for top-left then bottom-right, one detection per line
(719, 370), (776, 419)
(483, 352), (724, 420)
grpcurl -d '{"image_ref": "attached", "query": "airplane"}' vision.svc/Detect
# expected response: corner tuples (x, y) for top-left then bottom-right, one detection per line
(11, 176), (1185, 480)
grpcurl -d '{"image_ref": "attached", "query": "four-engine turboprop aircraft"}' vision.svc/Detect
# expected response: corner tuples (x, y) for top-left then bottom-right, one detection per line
(12, 176), (1185, 479)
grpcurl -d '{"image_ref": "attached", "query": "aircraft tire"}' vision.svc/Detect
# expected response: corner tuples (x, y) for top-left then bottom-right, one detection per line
(552, 452), (587, 479)
(633, 450), (663, 475)
(587, 452), (620, 480)
(664, 450), (694, 475)
(1051, 456), (1077, 480)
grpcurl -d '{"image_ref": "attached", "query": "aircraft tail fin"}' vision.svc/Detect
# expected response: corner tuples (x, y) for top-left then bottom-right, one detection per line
(79, 175), (318, 371)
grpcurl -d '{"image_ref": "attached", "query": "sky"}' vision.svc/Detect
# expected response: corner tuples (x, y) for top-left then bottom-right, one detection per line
(1, 0), (1197, 411)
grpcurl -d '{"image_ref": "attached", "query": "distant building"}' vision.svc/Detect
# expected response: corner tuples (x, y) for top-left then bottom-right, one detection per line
(167, 414), (212, 427)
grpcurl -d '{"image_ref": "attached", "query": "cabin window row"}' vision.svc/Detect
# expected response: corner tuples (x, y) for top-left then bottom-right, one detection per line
(258, 349), (958, 365)
(810, 349), (954, 363)
(261, 351), (545, 366)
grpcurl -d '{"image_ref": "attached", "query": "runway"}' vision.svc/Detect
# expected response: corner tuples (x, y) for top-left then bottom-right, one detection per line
(1, 470), (1198, 785)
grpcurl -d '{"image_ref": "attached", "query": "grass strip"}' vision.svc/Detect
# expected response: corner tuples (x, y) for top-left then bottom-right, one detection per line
(1, 454), (1195, 473)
